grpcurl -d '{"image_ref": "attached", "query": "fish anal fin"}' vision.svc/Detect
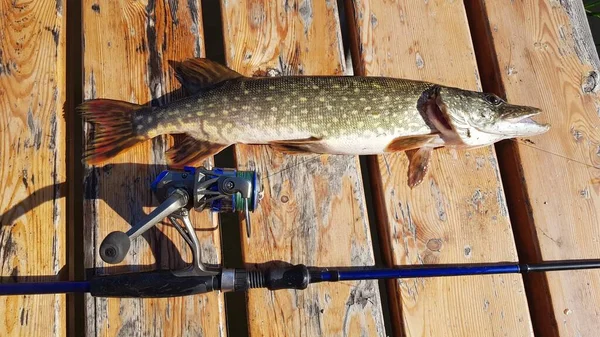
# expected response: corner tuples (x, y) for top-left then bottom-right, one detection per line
(385, 134), (437, 152)
(168, 58), (244, 94)
(166, 135), (228, 168)
(406, 147), (433, 188)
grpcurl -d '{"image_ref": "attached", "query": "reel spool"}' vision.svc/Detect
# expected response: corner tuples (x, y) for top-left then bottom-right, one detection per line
(98, 166), (263, 274)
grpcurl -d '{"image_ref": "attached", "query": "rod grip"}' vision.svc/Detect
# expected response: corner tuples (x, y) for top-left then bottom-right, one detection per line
(89, 270), (218, 298)
(265, 264), (310, 290)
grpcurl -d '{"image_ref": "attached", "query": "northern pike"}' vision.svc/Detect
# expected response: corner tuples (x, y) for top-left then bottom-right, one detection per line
(78, 58), (549, 187)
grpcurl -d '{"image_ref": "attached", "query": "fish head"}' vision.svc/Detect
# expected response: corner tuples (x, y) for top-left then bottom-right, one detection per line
(429, 86), (550, 147)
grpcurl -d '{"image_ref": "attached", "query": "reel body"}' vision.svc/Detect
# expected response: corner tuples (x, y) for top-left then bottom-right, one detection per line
(99, 166), (262, 276)
(151, 166), (260, 217)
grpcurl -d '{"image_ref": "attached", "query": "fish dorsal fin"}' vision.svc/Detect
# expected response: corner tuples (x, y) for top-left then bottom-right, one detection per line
(168, 58), (244, 94)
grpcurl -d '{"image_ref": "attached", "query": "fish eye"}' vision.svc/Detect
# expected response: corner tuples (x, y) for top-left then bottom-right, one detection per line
(484, 94), (503, 106)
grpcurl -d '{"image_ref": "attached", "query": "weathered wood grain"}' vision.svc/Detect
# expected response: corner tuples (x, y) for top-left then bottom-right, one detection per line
(345, 0), (534, 336)
(466, 1), (600, 336)
(220, 0), (386, 336)
(82, 1), (225, 336)
(0, 0), (66, 336)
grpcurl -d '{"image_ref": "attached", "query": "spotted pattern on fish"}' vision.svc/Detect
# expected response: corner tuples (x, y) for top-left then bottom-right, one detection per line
(138, 76), (437, 153)
(79, 58), (549, 187)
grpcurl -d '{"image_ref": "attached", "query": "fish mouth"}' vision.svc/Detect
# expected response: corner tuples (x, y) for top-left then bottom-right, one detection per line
(515, 117), (550, 135)
(497, 107), (550, 137)
(503, 107), (542, 123)
(514, 115), (547, 126)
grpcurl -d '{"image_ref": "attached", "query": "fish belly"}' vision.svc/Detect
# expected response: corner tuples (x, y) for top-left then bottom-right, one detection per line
(314, 135), (397, 155)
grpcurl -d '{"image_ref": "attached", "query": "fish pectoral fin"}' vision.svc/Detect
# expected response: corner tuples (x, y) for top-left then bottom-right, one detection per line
(166, 135), (229, 168)
(168, 58), (245, 94)
(406, 146), (434, 188)
(269, 137), (323, 154)
(385, 134), (438, 152)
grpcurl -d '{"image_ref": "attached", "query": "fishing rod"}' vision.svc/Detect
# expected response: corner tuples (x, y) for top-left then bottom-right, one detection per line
(0, 165), (599, 298)
(2, 260), (600, 297)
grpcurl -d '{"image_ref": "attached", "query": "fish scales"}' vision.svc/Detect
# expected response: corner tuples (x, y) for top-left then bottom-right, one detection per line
(78, 58), (549, 187)
(139, 76), (435, 153)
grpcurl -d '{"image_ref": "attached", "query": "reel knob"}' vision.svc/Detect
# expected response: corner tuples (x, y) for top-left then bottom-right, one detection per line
(99, 231), (131, 264)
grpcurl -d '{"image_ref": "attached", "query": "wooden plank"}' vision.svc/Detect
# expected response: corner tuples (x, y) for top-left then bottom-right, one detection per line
(81, 1), (226, 336)
(220, 1), (387, 336)
(345, 1), (535, 336)
(0, 0), (66, 336)
(466, 1), (600, 336)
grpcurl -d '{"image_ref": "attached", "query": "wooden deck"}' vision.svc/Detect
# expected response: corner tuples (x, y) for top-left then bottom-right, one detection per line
(0, 0), (599, 336)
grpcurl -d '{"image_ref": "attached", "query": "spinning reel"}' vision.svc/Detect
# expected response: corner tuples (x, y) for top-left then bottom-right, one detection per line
(99, 166), (263, 277)
(3, 166), (600, 298)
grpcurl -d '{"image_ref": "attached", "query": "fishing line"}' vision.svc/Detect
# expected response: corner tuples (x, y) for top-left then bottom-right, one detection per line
(262, 154), (322, 179)
(262, 140), (600, 182)
(252, 137), (599, 199)
(508, 138), (600, 170)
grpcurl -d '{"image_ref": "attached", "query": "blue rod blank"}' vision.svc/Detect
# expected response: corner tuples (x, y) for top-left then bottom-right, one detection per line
(0, 281), (90, 295)
(321, 265), (522, 281)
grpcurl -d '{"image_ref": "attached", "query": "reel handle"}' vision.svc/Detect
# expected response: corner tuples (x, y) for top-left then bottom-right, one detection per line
(99, 231), (131, 264)
(98, 189), (189, 265)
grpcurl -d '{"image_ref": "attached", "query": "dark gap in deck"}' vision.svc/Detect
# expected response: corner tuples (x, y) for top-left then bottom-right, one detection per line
(65, 0), (85, 336)
(200, 1), (250, 336)
(463, 2), (559, 337)
(338, 0), (394, 336)
(214, 148), (249, 337)
(358, 156), (394, 337)
(201, 0), (226, 65)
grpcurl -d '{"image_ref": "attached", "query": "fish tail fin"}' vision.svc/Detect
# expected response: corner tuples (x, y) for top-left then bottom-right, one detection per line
(78, 99), (148, 165)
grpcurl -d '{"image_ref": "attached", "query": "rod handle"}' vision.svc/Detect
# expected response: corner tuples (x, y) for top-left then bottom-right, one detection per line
(264, 264), (310, 290)
(89, 270), (218, 298)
